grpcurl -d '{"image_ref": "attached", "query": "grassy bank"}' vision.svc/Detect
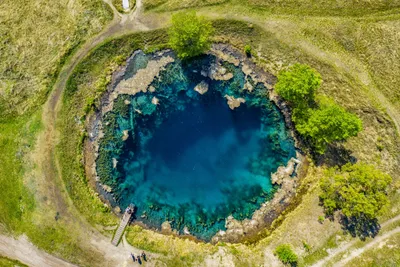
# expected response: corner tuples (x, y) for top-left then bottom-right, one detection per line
(58, 30), (169, 227)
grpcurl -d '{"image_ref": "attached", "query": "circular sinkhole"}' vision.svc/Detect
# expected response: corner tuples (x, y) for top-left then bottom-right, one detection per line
(95, 50), (296, 241)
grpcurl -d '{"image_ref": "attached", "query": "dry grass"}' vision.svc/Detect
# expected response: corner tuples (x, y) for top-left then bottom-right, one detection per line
(0, 0), (112, 118)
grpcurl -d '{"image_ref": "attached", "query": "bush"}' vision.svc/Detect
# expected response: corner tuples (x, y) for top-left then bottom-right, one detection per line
(168, 11), (214, 59)
(275, 244), (298, 265)
(275, 63), (322, 107)
(244, 44), (252, 57)
(320, 163), (392, 220)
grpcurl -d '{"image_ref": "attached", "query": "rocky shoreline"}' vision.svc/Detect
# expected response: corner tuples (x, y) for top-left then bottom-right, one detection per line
(84, 43), (306, 243)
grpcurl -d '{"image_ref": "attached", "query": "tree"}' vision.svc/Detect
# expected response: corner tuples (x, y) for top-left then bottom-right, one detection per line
(320, 163), (392, 220)
(275, 244), (298, 266)
(275, 63), (322, 107)
(168, 11), (214, 59)
(296, 98), (362, 153)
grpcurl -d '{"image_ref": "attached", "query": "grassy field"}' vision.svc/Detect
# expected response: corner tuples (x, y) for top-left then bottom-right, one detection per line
(0, 0), (112, 118)
(0, 0), (114, 264)
(143, 0), (400, 16)
(0, 256), (28, 267)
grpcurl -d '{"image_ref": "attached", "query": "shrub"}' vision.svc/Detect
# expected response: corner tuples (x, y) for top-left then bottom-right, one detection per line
(168, 11), (214, 59)
(244, 44), (252, 57)
(275, 244), (298, 265)
(318, 215), (325, 224)
(275, 63), (322, 107)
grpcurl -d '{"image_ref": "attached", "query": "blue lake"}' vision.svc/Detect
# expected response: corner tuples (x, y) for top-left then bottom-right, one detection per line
(96, 51), (295, 240)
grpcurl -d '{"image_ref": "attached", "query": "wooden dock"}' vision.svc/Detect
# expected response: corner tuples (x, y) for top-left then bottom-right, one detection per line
(111, 204), (135, 246)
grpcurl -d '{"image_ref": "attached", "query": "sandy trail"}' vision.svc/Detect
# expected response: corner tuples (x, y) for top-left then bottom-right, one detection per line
(0, 235), (76, 267)
(311, 214), (400, 267)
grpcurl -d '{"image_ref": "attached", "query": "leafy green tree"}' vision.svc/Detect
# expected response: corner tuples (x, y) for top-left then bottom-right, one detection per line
(168, 11), (214, 59)
(275, 244), (298, 266)
(320, 163), (392, 220)
(296, 98), (362, 153)
(275, 63), (322, 107)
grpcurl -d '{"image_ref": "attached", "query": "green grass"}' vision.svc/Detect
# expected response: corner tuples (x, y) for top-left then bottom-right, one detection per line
(0, 114), (40, 233)
(144, 0), (400, 16)
(143, 0), (227, 11)
(0, 256), (28, 267)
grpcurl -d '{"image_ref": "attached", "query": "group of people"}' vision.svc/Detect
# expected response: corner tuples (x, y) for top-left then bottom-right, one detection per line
(131, 251), (147, 264)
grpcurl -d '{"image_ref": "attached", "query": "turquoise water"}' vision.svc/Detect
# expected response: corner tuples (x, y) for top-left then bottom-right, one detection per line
(96, 51), (296, 240)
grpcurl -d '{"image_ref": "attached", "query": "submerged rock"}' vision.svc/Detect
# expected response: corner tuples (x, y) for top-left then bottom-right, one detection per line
(209, 63), (234, 81)
(244, 81), (254, 92)
(151, 96), (160, 105)
(224, 95), (246, 110)
(194, 81), (209, 95)
(102, 184), (113, 193)
(122, 130), (129, 141)
(112, 158), (118, 169)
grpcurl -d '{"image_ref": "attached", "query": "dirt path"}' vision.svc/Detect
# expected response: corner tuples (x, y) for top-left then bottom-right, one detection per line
(0, 235), (76, 267)
(311, 214), (400, 267)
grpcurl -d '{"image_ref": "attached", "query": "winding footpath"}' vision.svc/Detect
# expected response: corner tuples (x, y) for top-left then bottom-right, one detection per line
(1, 2), (400, 266)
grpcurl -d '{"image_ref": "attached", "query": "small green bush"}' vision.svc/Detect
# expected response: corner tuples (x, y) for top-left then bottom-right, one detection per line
(275, 244), (298, 265)
(318, 215), (325, 224)
(302, 240), (311, 252)
(244, 44), (252, 57)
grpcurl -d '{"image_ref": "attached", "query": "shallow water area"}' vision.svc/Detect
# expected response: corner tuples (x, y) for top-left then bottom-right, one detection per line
(96, 50), (296, 240)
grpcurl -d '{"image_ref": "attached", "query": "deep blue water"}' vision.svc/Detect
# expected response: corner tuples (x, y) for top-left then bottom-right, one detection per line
(96, 51), (296, 240)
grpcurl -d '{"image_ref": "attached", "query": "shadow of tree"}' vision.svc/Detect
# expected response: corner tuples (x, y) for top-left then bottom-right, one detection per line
(313, 143), (357, 167)
(340, 214), (381, 241)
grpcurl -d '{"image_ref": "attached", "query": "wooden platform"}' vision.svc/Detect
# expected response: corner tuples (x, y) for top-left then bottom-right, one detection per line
(111, 204), (135, 246)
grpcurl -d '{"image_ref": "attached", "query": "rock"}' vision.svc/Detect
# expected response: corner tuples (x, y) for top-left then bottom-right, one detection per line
(161, 221), (173, 234)
(194, 81), (209, 95)
(122, 130), (129, 141)
(148, 86), (156, 93)
(102, 184), (113, 193)
(271, 158), (297, 185)
(113, 206), (121, 214)
(124, 99), (131, 105)
(134, 108), (142, 114)
(242, 64), (253, 76)
(209, 63), (234, 81)
(151, 96), (160, 105)
(183, 226), (190, 235)
(244, 81), (254, 92)
(112, 158), (118, 169)
(224, 95), (246, 110)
